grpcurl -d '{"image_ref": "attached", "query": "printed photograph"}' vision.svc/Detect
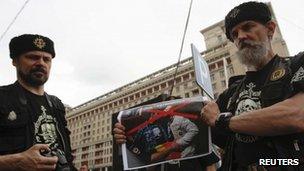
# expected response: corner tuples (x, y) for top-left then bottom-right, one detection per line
(117, 96), (211, 170)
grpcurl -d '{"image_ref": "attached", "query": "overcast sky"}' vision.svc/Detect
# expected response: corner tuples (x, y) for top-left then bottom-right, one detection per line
(0, 0), (303, 107)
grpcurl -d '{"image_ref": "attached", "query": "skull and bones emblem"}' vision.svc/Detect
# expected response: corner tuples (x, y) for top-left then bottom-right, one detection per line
(236, 99), (260, 115)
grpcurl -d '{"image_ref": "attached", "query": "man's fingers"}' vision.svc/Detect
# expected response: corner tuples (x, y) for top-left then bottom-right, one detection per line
(40, 156), (58, 165)
(114, 134), (127, 144)
(114, 123), (125, 130)
(32, 144), (50, 151)
(114, 134), (126, 140)
(38, 164), (56, 170)
(31, 144), (51, 156)
(114, 122), (127, 144)
(204, 99), (216, 104)
(202, 96), (209, 102)
(203, 101), (217, 109)
(116, 139), (126, 144)
(201, 104), (207, 114)
(113, 127), (125, 134)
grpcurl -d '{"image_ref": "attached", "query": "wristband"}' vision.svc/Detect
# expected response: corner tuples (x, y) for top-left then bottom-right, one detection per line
(215, 112), (233, 134)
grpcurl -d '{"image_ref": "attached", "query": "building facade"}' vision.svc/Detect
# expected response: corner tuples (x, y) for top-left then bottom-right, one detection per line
(66, 57), (201, 170)
(66, 3), (289, 170)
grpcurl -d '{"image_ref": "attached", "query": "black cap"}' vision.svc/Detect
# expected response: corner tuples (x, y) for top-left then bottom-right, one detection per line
(225, 1), (272, 41)
(9, 34), (55, 59)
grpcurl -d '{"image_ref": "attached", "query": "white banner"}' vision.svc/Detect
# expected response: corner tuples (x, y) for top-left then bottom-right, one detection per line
(191, 44), (214, 99)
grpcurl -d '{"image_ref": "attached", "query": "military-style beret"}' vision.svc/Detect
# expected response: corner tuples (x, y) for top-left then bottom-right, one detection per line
(225, 1), (272, 41)
(9, 34), (55, 59)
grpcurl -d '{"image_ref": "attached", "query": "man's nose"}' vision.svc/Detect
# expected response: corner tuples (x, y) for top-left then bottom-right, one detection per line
(235, 30), (249, 48)
(237, 30), (248, 41)
(35, 57), (46, 66)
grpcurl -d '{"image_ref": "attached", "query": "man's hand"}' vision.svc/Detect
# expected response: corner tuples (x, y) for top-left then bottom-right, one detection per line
(201, 101), (220, 127)
(16, 144), (58, 171)
(113, 122), (126, 144)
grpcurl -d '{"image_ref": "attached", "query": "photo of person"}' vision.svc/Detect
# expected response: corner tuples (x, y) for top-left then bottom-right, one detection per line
(117, 96), (211, 170)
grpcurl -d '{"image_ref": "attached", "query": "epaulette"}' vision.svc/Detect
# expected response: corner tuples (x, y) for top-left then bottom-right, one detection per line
(228, 75), (245, 87)
(47, 94), (65, 110)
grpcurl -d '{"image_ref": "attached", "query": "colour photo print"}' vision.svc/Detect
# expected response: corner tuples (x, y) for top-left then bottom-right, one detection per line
(117, 96), (211, 170)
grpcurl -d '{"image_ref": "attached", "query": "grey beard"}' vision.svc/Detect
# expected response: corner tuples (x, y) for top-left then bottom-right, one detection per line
(236, 40), (269, 69)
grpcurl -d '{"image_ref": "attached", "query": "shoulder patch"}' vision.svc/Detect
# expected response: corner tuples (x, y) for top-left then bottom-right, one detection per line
(270, 68), (286, 81)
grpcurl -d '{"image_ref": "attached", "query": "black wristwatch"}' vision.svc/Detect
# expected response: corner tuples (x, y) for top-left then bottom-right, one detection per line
(215, 112), (233, 134)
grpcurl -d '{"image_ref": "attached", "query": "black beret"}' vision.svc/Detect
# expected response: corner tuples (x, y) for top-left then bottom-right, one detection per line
(9, 34), (55, 59)
(225, 1), (272, 42)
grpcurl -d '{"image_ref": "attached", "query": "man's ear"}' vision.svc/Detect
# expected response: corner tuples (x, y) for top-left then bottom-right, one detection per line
(265, 21), (276, 39)
(12, 58), (17, 66)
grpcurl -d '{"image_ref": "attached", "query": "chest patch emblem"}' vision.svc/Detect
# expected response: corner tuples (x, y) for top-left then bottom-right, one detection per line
(270, 68), (285, 81)
(7, 111), (17, 121)
(34, 106), (58, 146)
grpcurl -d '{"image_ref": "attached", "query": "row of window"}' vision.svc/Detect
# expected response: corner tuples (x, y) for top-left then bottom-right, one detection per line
(208, 57), (232, 72)
(68, 71), (195, 123)
(95, 156), (112, 165)
(72, 133), (112, 147)
(212, 80), (227, 91)
(210, 67), (234, 82)
(175, 80), (197, 92)
(184, 89), (200, 98)
(74, 141), (112, 153)
(81, 148), (112, 159)
(70, 117), (111, 131)
(77, 154), (112, 166)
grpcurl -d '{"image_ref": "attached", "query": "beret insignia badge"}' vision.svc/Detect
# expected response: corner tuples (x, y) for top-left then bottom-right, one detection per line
(33, 37), (46, 49)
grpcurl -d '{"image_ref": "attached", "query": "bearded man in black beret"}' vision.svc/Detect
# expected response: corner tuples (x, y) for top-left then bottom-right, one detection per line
(0, 34), (80, 171)
(109, 1), (304, 170)
(201, 1), (304, 170)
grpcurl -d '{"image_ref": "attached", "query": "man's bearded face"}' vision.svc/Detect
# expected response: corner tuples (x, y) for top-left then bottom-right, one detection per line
(18, 65), (49, 86)
(236, 39), (269, 69)
(14, 51), (52, 87)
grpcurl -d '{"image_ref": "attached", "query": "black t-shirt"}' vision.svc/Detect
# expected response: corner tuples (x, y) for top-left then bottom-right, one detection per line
(231, 54), (304, 166)
(233, 57), (277, 165)
(23, 88), (64, 151)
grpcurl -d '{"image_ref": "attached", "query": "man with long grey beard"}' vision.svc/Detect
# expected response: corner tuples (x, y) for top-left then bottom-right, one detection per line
(202, 1), (304, 170)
